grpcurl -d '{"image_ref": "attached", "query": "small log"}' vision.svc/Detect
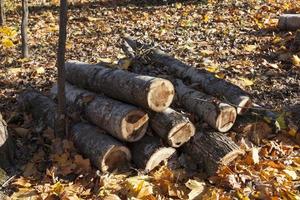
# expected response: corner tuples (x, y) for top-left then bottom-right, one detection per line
(123, 37), (252, 115)
(183, 131), (244, 176)
(51, 83), (149, 142)
(130, 135), (176, 172)
(71, 123), (131, 172)
(65, 61), (175, 112)
(174, 79), (236, 132)
(0, 113), (14, 170)
(150, 108), (195, 147)
(278, 14), (300, 31)
(18, 91), (131, 172)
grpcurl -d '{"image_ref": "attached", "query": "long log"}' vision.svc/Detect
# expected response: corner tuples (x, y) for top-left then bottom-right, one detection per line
(51, 83), (148, 142)
(130, 135), (176, 172)
(174, 79), (236, 132)
(278, 14), (300, 31)
(0, 113), (14, 170)
(71, 123), (131, 172)
(123, 37), (252, 115)
(65, 60), (175, 112)
(183, 131), (244, 176)
(150, 108), (195, 147)
(18, 90), (131, 172)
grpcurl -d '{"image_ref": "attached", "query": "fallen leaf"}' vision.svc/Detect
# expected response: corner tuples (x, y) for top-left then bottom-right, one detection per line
(244, 45), (257, 52)
(12, 177), (32, 188)
(185, 179), (206, 200)
(292, 55), (300, 67)
(35, 67), (45, 74)
(238, 77), (254, 86)
(283, 169), (298, 180)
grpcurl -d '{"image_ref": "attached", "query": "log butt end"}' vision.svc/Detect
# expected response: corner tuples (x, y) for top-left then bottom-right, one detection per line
(216, 103), (237, 132)
(101, 146), (131, 172)
(145, 147), (176, 172)
(147, 79), (174, 112)
(236, 96), (252, 115)
(168, 122), (196, 147)
(220, 149), (245, 166)
(122, 110), (149, 142)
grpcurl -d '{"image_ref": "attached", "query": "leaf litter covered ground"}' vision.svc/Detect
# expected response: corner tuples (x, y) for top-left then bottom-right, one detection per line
(1, 0), (300, 199)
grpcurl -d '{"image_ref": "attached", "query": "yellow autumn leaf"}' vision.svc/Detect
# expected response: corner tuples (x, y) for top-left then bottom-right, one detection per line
(288, 128), (297, 137)
(206, 65), (219, 73)
(200, 49), (214, 56)
(283, 169), (298, 180)
(7, 67), (22, 75)
(244, 45), (257, 52)
(52, 181), (64, 195)
(2, 38), (14, 48)
(238, 77), (254, 86)
(203, 14), (210, 23)
(292, 55), (300, 67)
(0, 26), (17, 37)
(35, 67), (45, 74)
(175, 3), (182, 9)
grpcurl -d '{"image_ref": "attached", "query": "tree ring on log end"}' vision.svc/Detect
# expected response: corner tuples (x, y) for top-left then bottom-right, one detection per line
(101, 146), (131, 172)
(220, 149), (245, 165)
(145, 147), (176, 172)
(147, 79), (174, 112)
(216, 103), (237, 132)
(122, 110), (149, 142)
(168, 122), (196, 147)
(236, 96), (252, 115)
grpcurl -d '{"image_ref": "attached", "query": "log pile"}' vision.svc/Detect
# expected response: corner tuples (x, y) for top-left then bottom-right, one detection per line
(18, 38), (260, 176)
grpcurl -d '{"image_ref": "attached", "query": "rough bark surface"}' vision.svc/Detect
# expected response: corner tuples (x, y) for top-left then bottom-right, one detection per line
(130, 135), (176, 172)
(278, 14), (300, 31)
(51, 83), (149, 142)
(150, 108), (195, 147)
(183, 131), (244, 176)
(0, 0), (5, 25)
(71, 123), (131, 172)
(0, 113), (14, 170)
(18, 90), (57, 130)
(174, 79), (237, 132)
(21, 0), (29, 58)
(65, 60), (175, 112)
(123, 37), (252, 115)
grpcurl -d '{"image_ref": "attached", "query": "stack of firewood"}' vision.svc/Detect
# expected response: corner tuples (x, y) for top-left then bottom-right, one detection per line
(19, 38), (255, 176)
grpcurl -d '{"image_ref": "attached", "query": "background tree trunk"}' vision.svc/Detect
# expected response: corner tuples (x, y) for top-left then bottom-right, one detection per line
(56, 0), (68, 137)
(21, 0), (29, 58)
(0, 0), (5, 26)
(0, 113), (14, 170)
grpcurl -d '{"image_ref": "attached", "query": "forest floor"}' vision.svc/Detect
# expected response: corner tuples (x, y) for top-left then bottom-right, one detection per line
(0, 0), (300, 199)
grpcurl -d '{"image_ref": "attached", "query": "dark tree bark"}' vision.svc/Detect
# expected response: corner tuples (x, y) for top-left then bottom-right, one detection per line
(183, 131), (244, 176)
(0, 0), (5, 26)
(56, 0), (68, 137)
(21, 0), (29, 58)
(123, 37), (252, 115)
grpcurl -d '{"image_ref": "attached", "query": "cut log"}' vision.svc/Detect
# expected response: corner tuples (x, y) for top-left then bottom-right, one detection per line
(183, 131), (244, 176)
(123, 37), (252, 115)
(0, 113), (14, 170)
(18, 91), (131, 172)
(174, 79), (236, 132)
(65, 61), (175, 112)
(278, 14), (300, 31)
(71, 123), (131, 172)
(130, 135), (176, 172)
(51, 83), (148, 142)
(18, 90), (57, 131)
(150, 108), (195, 147)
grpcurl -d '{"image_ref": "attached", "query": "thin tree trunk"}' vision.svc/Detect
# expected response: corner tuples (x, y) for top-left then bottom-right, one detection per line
(174, 79), (237, 132)
(65, 61), (175, 112)
(183, 131), (244, 176)
(149, 108), (195, 147)
(0, 113), (14, 170)
(0, 0), (5, 26)
(56, 0), (68, 137)
(21, 0), (28, 58)
(51, 82), (149, 142)
(123, 37), (252, 115)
